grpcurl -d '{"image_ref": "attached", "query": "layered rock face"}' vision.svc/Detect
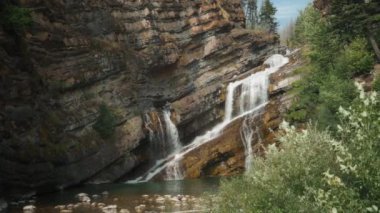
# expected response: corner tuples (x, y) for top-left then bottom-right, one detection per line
(148, 51), (303, 180)
(0, 0), (278, 196)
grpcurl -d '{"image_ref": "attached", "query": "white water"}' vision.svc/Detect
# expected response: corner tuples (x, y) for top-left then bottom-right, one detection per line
(145, 112), (166, 155)
(129, 54), (289, 183)
(240, 116), (263, 173)
(162, 109), (183, 180)
(240, 116), (255, 172)
(163, 109), (181, 152)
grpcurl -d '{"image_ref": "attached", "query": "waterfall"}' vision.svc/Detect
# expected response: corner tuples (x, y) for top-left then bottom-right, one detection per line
(163, 109), (181, 152)
(144, 112), (167, 155)
(128, 54), (289, 183)
(240, 116), (254, 172)
(240, 116), (263, 173)
(162, 109), (183, 180)
(165, 154), (183, 180)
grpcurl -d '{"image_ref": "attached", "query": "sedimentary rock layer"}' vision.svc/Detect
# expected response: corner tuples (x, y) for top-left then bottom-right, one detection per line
(0, 0), (277, 195)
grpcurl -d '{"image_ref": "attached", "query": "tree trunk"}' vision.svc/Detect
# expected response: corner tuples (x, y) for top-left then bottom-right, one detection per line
(368, 32), (380, 62)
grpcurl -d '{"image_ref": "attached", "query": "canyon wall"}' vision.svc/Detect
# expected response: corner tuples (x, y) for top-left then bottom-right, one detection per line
(0, 0), (280, 196)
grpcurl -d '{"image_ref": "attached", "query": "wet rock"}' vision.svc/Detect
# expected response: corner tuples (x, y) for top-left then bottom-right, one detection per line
(134, 204), (146, 213)
(157, 205), (165, 211)
(67, 204), (74, 210)
(0, 199), (7, 212)
(92, 194), (101, 200)
(102, 205), (118, 213)
(76, 193), (91, 203)
(97, 203), (106, 208)
(23, 205), (36, 213)
(54, 205), (66, 210)
(155, 196), (165, 204)
(0, 0), (278, 194)
(101, 191), (109, 198)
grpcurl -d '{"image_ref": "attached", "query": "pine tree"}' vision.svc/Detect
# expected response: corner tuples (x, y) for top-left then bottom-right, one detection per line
(329, 0), (380, 61)
(259, 0), (277, 33)
(243, 0), (259, 29)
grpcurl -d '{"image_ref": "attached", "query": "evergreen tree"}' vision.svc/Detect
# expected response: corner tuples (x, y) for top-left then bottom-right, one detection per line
(243, 0), (259, 29)
(259, 0), (277, 33)
(329, 0), (380, 61)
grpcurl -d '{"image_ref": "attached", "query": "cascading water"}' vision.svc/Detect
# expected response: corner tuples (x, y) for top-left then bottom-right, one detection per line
(240, 116), (254, 172)
(163, 109), (181, 152)
(162, 109), (183, 180)
(129, 54), (289, 183)
(240, 115), (263, 173)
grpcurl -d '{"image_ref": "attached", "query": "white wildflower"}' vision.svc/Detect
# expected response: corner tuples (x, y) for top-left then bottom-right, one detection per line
(280, 120), (290, 131)
(361, 111), (368, 117)
(360, 91), (365, 100)
(370, 92), (377, 102)
(323, 170), (334, 179)
(364, 99), (370, 106)
(338, 106), (350, 117)
(336, 156), (344, 163)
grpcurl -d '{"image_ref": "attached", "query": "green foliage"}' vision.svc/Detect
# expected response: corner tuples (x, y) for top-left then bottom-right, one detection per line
(335, 38), (375, 78)
(373, 75), (380, 92)
(243, 0), (259, 29)
(213, 88), (380, 212)
(336, 85), (380, 206)
(258, 0), (277, 33)
(243, 0), (278, 33)
(93, 104), (116, 139)
(213, 126), (339, 213)
(316, 75), (357, 128)
(329, 0), (380, 43)
(0, 4), (32, 30)
(286, 6), (375, 129)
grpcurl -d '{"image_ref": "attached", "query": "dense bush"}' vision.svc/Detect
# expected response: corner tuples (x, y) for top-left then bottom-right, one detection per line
(286, 6), (375, 128)
(213, 86), (380, 212)
(93, 104), (116, 139)
(373, 76), (380, 92)
(335, 38), (375, 78)
(0, 4), (32, 30)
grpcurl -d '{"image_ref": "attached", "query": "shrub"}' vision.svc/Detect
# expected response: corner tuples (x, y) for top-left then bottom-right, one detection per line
(373, 76), (380, 92)
(93, 104), (116, 139)
(315, 74), (357, 129)
(213, 85), (380, 212)
(335, 38), (375, 78)
(1, 5), (32, 30)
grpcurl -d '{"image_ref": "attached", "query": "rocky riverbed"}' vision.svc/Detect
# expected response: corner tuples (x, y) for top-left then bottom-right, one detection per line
(7, 178), (220, 213)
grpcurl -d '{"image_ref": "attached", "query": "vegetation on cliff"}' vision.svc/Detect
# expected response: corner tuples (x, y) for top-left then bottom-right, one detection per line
(285, 4), (376, 128)
(93, 104), (116, 139)
(243, 0), (277, 33)
(214, 1), (380, 212)
(214, 85), (380, 212)
(0, 3), (32, 31)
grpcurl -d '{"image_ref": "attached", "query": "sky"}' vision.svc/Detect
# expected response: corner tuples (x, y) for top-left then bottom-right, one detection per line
(271, 0), (312, 30)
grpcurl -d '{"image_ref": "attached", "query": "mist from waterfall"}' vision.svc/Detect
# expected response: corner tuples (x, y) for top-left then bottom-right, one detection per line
(128, 54), (289, 183)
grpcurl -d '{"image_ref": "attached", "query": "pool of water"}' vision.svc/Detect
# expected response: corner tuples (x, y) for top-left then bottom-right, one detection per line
(10, 178), (221, 212)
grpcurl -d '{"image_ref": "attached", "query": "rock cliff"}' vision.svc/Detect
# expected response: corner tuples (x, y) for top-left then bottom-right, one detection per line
(0, 0), (279, 196)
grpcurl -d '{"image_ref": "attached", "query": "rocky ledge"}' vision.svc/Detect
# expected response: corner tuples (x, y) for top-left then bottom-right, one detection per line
(1, 0), (280, 197)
